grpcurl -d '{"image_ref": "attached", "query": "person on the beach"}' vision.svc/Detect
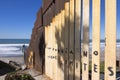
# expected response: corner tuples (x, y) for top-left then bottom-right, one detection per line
(22, 44), (26, 53)
(22, 44), (27, 65)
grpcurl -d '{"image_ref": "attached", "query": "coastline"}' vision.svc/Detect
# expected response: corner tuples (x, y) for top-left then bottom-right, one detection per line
(0, 46), (120, 65)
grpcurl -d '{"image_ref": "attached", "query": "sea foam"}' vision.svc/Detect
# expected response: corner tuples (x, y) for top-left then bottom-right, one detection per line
(0, 44), (29, 57)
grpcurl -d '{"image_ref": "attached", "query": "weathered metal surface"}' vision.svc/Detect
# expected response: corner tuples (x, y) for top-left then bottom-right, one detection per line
(34, 8), (43, 28)
(42, 0), (54, 13)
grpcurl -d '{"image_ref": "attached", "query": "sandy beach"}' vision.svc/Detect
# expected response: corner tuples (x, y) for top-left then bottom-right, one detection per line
(0, 56), (24, 80)
(0, 56), (51, 80)
(0, 55), (24, 65)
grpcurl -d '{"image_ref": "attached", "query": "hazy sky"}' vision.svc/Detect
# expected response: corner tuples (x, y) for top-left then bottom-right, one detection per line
(0, 0), (119, 39)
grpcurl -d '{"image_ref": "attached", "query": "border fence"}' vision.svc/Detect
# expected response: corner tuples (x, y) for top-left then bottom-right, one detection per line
(44, 0), (116, 80)
(29, 0), (117, 80)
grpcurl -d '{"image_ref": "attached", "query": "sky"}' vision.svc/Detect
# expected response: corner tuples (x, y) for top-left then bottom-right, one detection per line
(117, 0), (120, 39)
(89, 0), (120, 40)
(0, 0), (42, 39)
(0, 0), (119, 39)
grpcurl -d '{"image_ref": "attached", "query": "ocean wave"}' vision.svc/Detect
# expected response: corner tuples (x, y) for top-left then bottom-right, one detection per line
(0, 51), (23, 55)
(0, 46), (20, 51)
(0, 44), (28, 57)
(0, 44), (29, 47)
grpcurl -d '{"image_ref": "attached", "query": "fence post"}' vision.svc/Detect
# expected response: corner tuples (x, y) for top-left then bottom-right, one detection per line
(48, 25), (51, 77)
(64, 2), (70, 80)
(74, 0), (81, 80)
(45, 25), (48, 75)
(69, 0), (75, 80)
(82, 0), (90, 80)
(60, 8), (65, 80)
(50, 22), (54, 80)
(105, 0), (116, 80)
(92, 0), (100, 80)
(56, 15), (60, 80)
(54, 16), (58, 80)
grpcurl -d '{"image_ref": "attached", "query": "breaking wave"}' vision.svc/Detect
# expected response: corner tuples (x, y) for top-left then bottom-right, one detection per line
(0, 44), (29, 57)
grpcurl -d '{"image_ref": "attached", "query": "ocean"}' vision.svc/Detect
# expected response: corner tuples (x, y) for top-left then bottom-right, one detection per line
(0, 39), (119, 57)
(0, 39), (30, 57)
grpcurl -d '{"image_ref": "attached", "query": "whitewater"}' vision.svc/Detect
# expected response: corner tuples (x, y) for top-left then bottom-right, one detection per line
(0, 44), (29, 57)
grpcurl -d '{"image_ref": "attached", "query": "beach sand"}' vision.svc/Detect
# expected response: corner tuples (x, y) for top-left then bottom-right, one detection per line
(0, 56), (24, 65)
(0, 56), (51, 80)
(0, 56), (24, 80)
